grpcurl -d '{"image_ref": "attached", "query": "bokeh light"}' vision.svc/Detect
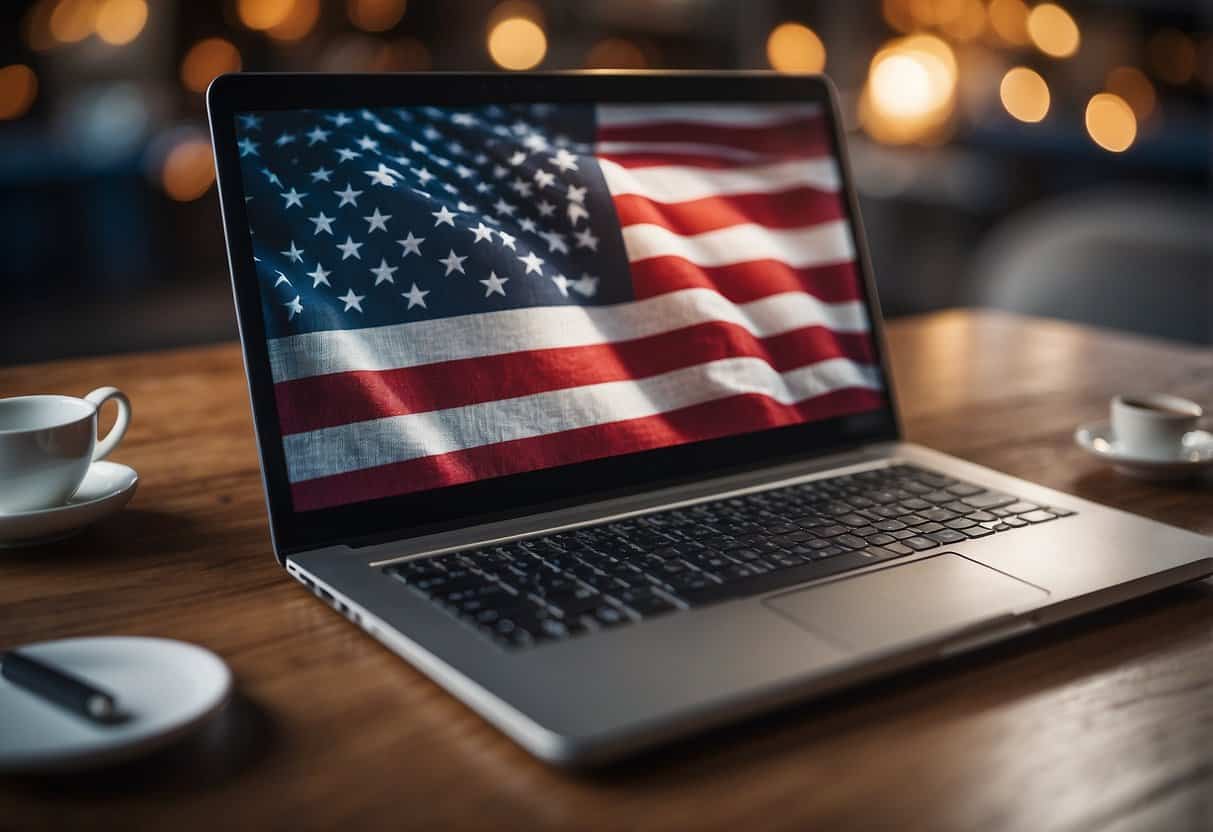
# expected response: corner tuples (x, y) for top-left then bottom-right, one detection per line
(267, 0), (320, 41)
(1027, 4), (1080, 59)
(0, 64), (38, 121)
(1106, 66), (1156, 121)
(1085, 92), (1136, 152)
(487, 16), (547, 70)
(861, 35), (957, 145)
(987, 0), (1030, 47)
(49, 0), (98, 44)
(941, 0), (985, 41)
(766, 23), (826, 74)
(371, 37), (432, 71)
(161, 138), (216, 202)
(585, 38), (648, 70)
(94, 0), (147, 45)
(181, 38), (242, 94)
(237, 0), (293, 31)
(1000, 67), (1049, 122)
(347, 0), (407, 33)
(1147, 29), (1196, 85)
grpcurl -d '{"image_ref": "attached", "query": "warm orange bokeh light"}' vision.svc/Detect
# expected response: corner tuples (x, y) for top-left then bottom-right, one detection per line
(181, 38), (243, 94)
(347, 0), (407, 33)
(585, 38), (648, 70)
(268, 0), (320, 41)
(861, 34), (957, 145)
(371, 37), (432, 71)
(94, 0), (147, 45)
(1106, 66), (1156, 120)
(766, 23), (826, 74)
(1000, 67), (1050, 122)
(987, 0), (1030, 46)
(162, 139), (216, 202)
(0, 64), (38, 121)
(941, 0), (986, 41)
(487, 16), (547, 70)
(237, 0), (293, 31)
(49, 0), (98, 44)
(1085, 93), (1136, 152)
(1027, 3), (1080, 59)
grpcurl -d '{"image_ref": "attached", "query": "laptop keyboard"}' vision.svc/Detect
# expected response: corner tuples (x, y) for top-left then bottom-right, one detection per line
(383, 464), (1075, 651)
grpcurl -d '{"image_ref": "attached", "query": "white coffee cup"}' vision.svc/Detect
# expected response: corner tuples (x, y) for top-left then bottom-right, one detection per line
(0, 387), (131, 513)
(1110, 393), (1202, 460)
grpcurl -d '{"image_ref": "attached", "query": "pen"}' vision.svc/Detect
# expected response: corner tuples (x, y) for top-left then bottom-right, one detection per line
(1, 649), (118, 723)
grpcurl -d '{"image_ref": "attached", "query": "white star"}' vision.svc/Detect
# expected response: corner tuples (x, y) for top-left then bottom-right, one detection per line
(469, 222), (495, 244)
(273, 270), (292, 287)
(551, 273), (570, 296)
(473, 153), (488, 164)
(238, 114), (262, 130)
(356, 134), (379, 151)
(280, 241), (304, 263)
(510, 178), (533, 197)
(549, 148), (578, 172)
(539, 230), (568, 254)
(307, 264), (331, 287)
(518, 251), (544, 275)
(275, 132), (295, 147)
(519, 217), (537, 233)
(475, 182), (491, 194)
(449, 140), (465, 154)
(423, 125), (441, 141)
(455, 164), (474, 179)
(402, 283), (429, 309)
(412, 167), (434, 185)
(573, 274), (599, 297)
(522, 133), (549, 152)
(509, 150), (528, 166)
(536, 200), (555, 217)
(433, 156), (452, 168)
(261, 168), (281, 187)
(533, 169), (556, 189)
(335, 147), (361, 162)
(439, 250), (467, 276)
(370, 258), (398, 285)
(327, 112), (353, 127)
(452, 113), (477, 126)
(574, 227), (599, 251)
(511, 120), (529, 135)
(364, 163), (400, 187)
(280, 187), (307, 209)
(492, 198), (516, 216)
(457, 200), (476, 212)
(566, 185), (587, 204)
(568, 202), (589, 225)
(374, 120), (394, 134)
(410, 140), (426, 153)
(480, 271), (509, 297)
(364, 207), (391, 233)
(284, 295), (303, 320)
(338, 289), (365, 312)
(306, 126), (330, 145)
(397, 231), (424, 256)
(492, 164), (507, 178)
(336, 235), (363, 260)
(308, 212), (335, 235)
(335, 183), (363, 207)
(309, 166), (333, 182)
(389, 154), (410, 166)
(238, 138), (259, 157)
(497, 231), (517, 250)
(432, 205), (457, 226)
(442, 182), (458, 194)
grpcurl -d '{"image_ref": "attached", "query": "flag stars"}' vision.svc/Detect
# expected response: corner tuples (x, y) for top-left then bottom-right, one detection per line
(492, 164), (508, 179)
(335, 147), (362, 162)
(356, 134), (379, 151)
(327, 112), (354, 127)
(306, 126), (330, 145)
(432, 205), (457, 227)
(365, 163), (400, 187)
(551, 274), (570, 296)
(337, 235), (364, 260)
(364, 207), (391, 233)
(338, 289), (365, 313)
(402, 283), (429, 309)
(497, 230), (517, 251)
(239, 114), (262, 131)
(273, 270), (292, 287)
(452, 112), (477, 127)
(539, 230), (568, 254)
(412, 167), (435, 185)
(568, 202), (589, 225)
(574, 274), (600, 297)
(519, 217), (537, 233)
(307, 264), (331, 287)
(455, 164), (474, 179)
(423, 126), (441, 141)
(261, 168), (282, 187)
(280, 187), (307, 209)
(549, 148), (579, 172)
(492, 198), (516, 217)
(275, 132), (296, 147)
(284, 295), (303, 320)
(508, 150), (528, 166)
(238, 138), (259, 157)
(510, 178), (533, 197)
(566, 185), (587, 204)
(536, 200), (555, 217)
(522, 133), (549, 152)
(480, 271), (509, 297)
(518, 251), (544, 275)
(439, 250), (467, 276)
(469, 222), (495, 244)
(308, 212), (335, 235)
(335, 183), (363, 207)
(281, 241), (304, 263)
(370, 258), (398, 285)
(574, 228), (599, 251)
(456, 200), (476, 212)
(309, 166), (333, 182)
(533, 169), (556, 189)
(397, 231), (424, 256)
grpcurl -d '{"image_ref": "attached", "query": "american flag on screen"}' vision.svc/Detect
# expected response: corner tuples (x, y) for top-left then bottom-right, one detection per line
(235, 102), (886, 511)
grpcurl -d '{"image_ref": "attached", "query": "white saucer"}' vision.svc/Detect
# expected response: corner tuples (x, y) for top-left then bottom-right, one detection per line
(0, 636), (232, 774)
(0, 461), (137, 548)
(1075, 420), (1213, 481)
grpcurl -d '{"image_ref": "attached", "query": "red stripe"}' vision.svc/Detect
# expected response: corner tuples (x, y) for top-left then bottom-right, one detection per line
(629, 258), (864, 305)
(289, 387), (886, 510)
(598, 152), (801, 170)
(596, 118), (830, 159)
(612, 188), (845, 235)
(275, 321), (876, 435)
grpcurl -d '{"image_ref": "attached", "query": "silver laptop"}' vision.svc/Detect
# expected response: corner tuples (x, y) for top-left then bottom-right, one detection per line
(207, 72), (1213, 766)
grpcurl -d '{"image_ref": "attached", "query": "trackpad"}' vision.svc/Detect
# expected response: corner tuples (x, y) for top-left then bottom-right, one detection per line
(765, 554), (1048, 652)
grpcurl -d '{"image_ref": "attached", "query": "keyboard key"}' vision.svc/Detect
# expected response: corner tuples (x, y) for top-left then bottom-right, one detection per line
(1047, 506), (1076, 517)
(962, 491), (1018, 509)
(591, 605), (629, 627)
(924, 528), (968, 544)
(962, 526), (995, 538)
(904, 536), (940, 551)
(1004, 501), (1040, 514)
(611, 587), (678, 618)
(1020, 510), (1058, 523)
(946, 483), (984, 497)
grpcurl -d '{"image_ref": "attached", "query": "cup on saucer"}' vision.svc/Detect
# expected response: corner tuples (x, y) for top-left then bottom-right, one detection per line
(1075, 393), (1213, 481)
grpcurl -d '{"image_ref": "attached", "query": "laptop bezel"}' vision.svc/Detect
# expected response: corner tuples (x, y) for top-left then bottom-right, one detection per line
(206, 71), (903, 558)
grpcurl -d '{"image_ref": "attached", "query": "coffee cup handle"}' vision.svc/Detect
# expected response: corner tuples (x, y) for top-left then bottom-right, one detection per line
(84, 387), (131, 462)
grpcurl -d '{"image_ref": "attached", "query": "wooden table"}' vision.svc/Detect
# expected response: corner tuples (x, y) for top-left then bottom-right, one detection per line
(2, 310), (1211, 831)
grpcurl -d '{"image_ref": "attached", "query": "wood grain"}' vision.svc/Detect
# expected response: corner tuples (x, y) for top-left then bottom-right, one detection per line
(1, 310), (1211, 831)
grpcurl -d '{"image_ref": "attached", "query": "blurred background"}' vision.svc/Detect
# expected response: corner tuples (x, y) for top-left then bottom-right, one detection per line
(1, 0), (1209, 365)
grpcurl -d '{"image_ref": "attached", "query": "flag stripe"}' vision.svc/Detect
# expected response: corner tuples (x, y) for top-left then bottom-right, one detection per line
(596, 104), (821, 129)
(621, 220), (854, 270)
(274, 322), (878, 434)
(289, 386), (884, 510)
(596, 140), (790, 166)
(628, 258), (863, 305)
(612, 188), (846, 235)
(599, 157), (840, 202)
(266, 288), (869, 382)
(284, 355), (883, 482)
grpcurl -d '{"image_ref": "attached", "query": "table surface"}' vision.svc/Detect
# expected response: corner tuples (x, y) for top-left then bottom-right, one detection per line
(2, 310), (1211, 831)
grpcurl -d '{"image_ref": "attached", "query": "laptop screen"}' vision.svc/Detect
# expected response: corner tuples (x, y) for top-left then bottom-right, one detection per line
(232, 100), (888, 513)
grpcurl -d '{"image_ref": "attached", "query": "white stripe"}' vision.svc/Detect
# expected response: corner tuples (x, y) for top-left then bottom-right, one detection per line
(595, 140), (769, 164)
(283, 356), (882, 482)
(597, 103), (821, 129)
(599, 157), (840, 202)
(621, 221), (854, 269)
(268, 288), (869, 382)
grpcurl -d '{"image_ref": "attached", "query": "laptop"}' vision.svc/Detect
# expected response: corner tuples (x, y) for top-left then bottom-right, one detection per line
(206, 72), (1213, 766)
